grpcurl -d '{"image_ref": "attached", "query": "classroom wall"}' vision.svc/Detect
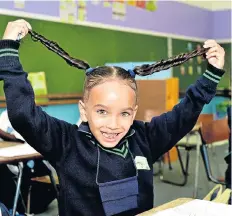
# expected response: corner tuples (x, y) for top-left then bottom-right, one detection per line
(0, 1), (231, 123)
(0, 0), (231, 40)
(0, 104), (80, 124)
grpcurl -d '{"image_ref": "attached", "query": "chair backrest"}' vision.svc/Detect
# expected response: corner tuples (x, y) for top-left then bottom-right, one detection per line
(200, 118), (229, 144)
(197, 114), (214, 125)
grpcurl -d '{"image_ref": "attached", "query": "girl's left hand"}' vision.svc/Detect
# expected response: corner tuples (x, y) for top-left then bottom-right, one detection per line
(203, 40), (225, 70)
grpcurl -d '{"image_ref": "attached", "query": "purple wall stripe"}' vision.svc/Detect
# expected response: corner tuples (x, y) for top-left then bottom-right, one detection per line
(0, 0), (231, 40)
(213, 9), (231, 39)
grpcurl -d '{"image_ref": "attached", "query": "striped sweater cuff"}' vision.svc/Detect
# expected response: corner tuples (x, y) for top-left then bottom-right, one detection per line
(0, 40), (21, 68)
(0, 39), (20, 50)
(203, 64), (225, 84)
(0, 48), (18, 58)
(0, 40), (20, 58)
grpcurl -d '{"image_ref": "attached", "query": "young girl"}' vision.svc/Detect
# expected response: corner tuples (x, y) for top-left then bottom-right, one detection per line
(0, 20), (225, 216)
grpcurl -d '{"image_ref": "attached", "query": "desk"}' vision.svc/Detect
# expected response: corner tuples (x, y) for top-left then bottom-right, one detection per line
(0, 141), (42, 216)
(0, 141), (42, 164)
(138, 198), (193, 215)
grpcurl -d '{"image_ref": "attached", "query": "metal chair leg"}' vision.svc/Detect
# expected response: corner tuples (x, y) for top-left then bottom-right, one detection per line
(200, 144), (226, 185)
(26, 185), (32, 214)
(159, 146), (190, 186)
(42, 160), (59, 198)
(167, 151), (173, 170)
(193, 133), (201, 198)
(12, 162), (24, 216)
(153, 158), (163, 176)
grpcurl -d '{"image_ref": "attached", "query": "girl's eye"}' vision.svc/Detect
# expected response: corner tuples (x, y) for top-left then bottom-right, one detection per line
(121, 112), (131, 117)
(97, 109), (107, 115)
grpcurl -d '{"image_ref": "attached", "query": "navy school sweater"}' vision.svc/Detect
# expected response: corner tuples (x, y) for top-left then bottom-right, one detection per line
(0, 40), (225, 216)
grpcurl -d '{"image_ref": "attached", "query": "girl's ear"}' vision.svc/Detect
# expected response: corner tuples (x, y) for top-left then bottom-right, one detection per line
(79, 100), (88, 122)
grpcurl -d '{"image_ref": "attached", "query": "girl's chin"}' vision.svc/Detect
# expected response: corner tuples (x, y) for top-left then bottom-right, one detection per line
(100, 141), (118, 148)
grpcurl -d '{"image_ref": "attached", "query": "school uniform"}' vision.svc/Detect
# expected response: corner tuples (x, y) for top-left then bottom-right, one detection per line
(0, 40), (225, 216)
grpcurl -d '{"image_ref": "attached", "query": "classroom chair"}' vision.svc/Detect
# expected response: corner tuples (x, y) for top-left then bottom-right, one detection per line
(159, 114), (227, 197)
(27, 160), (59, 215)
(199, 117), (229, 185)
(159, 123), (201, 186)
(203, 184), (223, 201)
(213, 188), (232, 204)
(159, 114), (214, 186)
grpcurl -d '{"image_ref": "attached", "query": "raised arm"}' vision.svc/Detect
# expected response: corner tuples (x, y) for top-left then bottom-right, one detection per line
(0, 20), (75, 162)
(145, 40), (225, 162)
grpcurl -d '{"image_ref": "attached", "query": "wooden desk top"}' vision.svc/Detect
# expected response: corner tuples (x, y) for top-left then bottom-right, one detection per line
(0, 141), (21, 148)
(0, 141), (42, 164)
(138, 198), (193, 215)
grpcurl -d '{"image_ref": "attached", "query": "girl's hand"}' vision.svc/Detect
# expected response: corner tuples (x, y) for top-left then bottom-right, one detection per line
(2, 19), (32, 41)
(204, 40), (225, 70)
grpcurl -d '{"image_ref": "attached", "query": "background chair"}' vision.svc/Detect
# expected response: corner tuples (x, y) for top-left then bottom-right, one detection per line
(199, 117), (229, 185)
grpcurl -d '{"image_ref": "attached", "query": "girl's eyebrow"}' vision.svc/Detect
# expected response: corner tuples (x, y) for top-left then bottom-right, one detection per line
(94, 104), (108, 109)
(94, 104), (133, 111)
(121, 108), (134, 112)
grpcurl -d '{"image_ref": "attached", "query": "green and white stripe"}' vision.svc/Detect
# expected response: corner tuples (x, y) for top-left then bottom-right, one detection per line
(89, 138), (129, 158)
(0, 48), (18, 58)
(97, 140), (129, 158)
(203, 70), (221, 83)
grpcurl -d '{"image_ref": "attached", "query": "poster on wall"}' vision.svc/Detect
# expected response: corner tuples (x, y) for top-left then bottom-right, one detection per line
(77, 1), (87, 21)
(91, 0), (101, 5)
(145, 0), (157, 11)
(127, 0), (136, 6)
(197, 66), (202, 75)
(28, 72), (48, 103)
(180, 66), (185, 75)
(14, 0), (25, 9)
(188, 66), (193, 75)
(103, 0), (112, 7)
(59, 0), (77, 23)
(127, 0), (157, 11)
(112, 1), (126, 21)
(136, 1), (146, 9)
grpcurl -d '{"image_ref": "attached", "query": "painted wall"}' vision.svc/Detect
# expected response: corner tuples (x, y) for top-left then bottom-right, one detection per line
(0, 0), (231, 40)
(0, 1), (230, 123)
(0, 103), (80, 124)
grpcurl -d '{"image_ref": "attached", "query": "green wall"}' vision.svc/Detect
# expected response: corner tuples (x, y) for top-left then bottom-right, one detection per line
(172, 39), (231, 91)
(0, 15), (230, 95)
(0, 15), (167, 96)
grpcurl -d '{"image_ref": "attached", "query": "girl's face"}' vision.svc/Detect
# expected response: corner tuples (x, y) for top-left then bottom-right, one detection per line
(79, 80), (138, 148)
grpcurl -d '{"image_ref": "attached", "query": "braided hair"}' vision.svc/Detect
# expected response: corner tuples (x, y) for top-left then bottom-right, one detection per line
(28, 30), (208, 101)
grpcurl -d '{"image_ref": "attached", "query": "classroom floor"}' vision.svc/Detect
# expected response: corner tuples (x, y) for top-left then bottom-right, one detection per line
(35, 142), (229, 216)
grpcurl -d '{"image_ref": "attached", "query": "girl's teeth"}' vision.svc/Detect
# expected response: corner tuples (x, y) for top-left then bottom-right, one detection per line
(102, 132), (118, 139)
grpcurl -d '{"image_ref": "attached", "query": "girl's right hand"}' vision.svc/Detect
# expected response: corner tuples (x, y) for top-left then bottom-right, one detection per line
(2, 19), (32, 41)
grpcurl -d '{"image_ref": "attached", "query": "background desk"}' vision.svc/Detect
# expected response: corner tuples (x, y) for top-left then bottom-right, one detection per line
(0, 141), (42, 216)
(0, 141), (42, 164)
